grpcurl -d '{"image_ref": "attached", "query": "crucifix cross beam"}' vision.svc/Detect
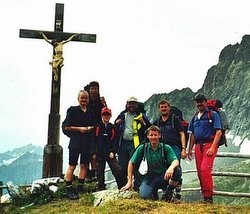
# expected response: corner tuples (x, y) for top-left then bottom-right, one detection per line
(20, 29), (96, 43)
(19, 4), (96, 42)
(19, 3), (96, 178)
(20, 3), (96, 81)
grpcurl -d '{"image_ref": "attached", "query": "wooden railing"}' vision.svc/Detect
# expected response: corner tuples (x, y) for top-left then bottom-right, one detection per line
(104, 152), (250, 198)
(1, 152), (250, 199)
(181, 152), (250, 198)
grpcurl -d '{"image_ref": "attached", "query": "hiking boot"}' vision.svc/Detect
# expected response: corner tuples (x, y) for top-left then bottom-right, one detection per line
(152, 192), (159, 200)
(66, 186), (79, 200)
(85, 174), (92, 183)
(90, 171), (97, 182)
(172, 193), (182, 203)
(162, 190), (173, 202)
(85, 169), (92, 183)
(92, 174), (98, 182)
(175, 193), (181, 200)
(204, 197), (213, 204)
(77, 184), (85, 194)
(85, 170), (97, 183)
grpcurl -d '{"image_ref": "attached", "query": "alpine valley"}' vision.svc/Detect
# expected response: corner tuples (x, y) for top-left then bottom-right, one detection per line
(1, 35), (249, 194)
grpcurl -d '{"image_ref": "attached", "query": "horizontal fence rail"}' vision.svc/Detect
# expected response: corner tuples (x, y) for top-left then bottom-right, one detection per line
(181, 188), (250, 198)
(182, 170), (250, 178)
(216, 152), (250, 158)
(1, 152), (250, 199)
(106, 152), (250, 198)
(181, 152), (250, 198)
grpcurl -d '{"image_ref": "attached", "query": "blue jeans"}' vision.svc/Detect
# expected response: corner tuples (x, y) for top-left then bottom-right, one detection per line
(139, 167), (181, 199)
(118, 139), (135, 177)
(139, 174), (167, 199)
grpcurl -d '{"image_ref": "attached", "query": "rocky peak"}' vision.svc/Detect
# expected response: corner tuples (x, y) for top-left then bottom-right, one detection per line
(145, 35), (250, 147)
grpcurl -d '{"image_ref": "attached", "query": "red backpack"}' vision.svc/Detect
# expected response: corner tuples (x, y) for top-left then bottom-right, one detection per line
(206, 99), (229, 147)
(207, 99), (223, 111)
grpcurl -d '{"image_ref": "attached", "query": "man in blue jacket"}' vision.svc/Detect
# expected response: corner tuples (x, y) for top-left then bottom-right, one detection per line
(187, 93), (222, 204)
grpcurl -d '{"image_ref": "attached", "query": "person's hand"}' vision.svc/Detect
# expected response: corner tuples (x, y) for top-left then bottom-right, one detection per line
(115, 119), (122, 125)
(137, 117), (146, 126)
(87, 126), (94, 132)
(120, 182), (133, 191)
(79, 127), (88, 133)
(206, 146), (216, 157)
(100, 96), (107, 107)
(79, 126), (93, 133)
(164, 167), (174, 180)
(181, 149), (187, 159)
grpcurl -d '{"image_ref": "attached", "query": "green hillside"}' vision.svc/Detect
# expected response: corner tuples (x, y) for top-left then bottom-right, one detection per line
(2, 195), (250, 214)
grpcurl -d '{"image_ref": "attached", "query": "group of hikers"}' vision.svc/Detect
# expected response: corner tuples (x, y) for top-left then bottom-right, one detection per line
(62, 81), (227, 204)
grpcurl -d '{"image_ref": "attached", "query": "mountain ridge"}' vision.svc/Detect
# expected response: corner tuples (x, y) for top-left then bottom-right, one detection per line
(0, 144), (43, 185)
(145, 35), (250, 152)
(1, 35), (250, 187)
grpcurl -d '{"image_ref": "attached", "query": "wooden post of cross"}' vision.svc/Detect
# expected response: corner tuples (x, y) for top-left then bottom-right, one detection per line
(19, 3), (96, 178)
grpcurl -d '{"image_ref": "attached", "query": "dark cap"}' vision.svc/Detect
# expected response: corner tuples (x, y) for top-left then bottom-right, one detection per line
(193, 93), (207, 101)
(101, 107), (112, 115)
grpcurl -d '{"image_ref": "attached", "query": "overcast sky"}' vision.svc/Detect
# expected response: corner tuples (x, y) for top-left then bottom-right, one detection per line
(1, 0), (250, 152)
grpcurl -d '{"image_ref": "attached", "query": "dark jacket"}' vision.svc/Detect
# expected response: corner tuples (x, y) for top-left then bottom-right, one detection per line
(94, 122), (116, 155)
(62, 106), (94, 150)
(114, 110), (151, 150)
(153, 114), (184, 149)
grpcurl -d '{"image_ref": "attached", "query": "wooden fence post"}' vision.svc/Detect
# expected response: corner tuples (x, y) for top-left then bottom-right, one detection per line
(0, 181), (3, 197)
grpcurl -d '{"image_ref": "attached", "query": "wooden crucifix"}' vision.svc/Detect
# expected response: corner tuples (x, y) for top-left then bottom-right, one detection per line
(19, 3), (96, 178)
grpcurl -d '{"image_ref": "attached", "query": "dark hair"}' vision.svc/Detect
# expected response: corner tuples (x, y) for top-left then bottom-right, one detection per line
(216, 100), (223, 108)
(89, 81), (99, 89)
(83, 81), (100, 94)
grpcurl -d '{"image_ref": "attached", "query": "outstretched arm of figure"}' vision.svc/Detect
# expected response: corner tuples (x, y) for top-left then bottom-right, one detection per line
(40, 32), (52, 44)
(61, 34), (76, 44)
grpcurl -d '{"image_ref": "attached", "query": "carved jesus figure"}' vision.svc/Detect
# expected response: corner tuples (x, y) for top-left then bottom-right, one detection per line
(41, 32), (75, 81)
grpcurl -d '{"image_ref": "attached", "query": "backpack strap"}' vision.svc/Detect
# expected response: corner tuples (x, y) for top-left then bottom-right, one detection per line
(207, 109), (213, 121)
(160, 143), (167, 165)
(160, 143), (164, 159)
(171, 114), (175, 129)
(95, 125), (100, 137)
(157, 114), (176, 130)
(110, 127), (115, 141)
(143, 143), (149, 160)
(194, 109), (213, 121)
(192, 110), (215, 142)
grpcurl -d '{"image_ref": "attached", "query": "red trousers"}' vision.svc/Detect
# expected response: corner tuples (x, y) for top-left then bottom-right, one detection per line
(195, 142), (218, 198)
